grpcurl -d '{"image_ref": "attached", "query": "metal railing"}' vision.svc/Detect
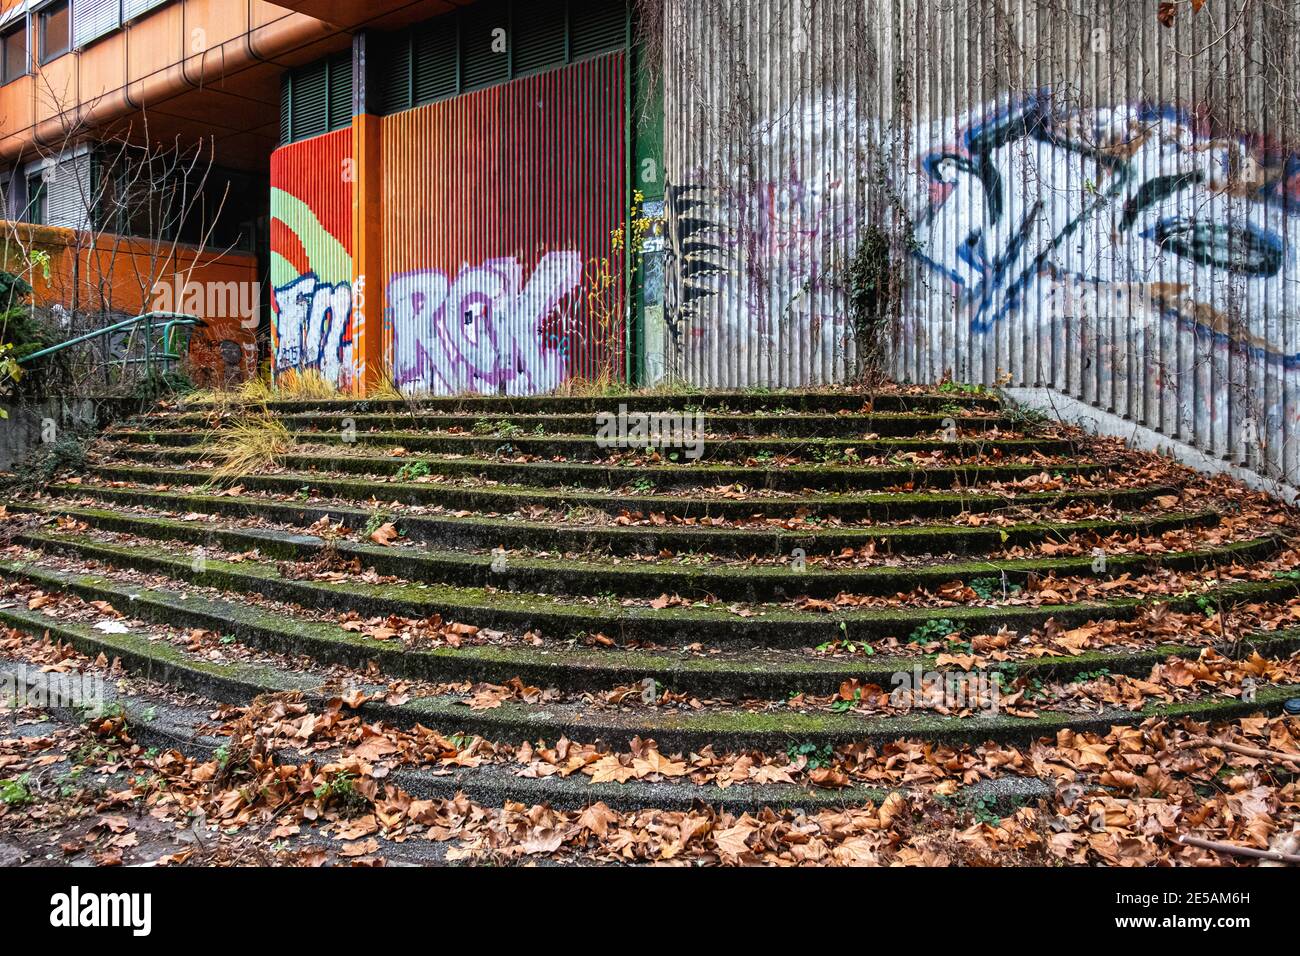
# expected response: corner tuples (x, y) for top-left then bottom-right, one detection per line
(18, 311), (204, 381)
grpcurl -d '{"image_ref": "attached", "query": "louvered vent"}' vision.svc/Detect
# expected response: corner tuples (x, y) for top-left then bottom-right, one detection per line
(329, 55), (353, 129)
(513, 3), (565, 76)
(460, 1), (510, 91)
(372, 0), (626, 116)
(569, 0), (626, 59)
(413, 23), (457, 105)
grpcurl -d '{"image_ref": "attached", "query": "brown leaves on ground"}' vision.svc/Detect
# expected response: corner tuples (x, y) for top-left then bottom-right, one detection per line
(368, 523), (400, 546)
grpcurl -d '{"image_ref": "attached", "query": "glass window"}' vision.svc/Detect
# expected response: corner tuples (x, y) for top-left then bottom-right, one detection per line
(25, 173), (46, 226)
(1, 23), (26, 84)
(39, 1), (69, 64)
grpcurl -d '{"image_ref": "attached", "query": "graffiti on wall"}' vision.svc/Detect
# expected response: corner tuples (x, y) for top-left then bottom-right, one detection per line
(270, 129), (355, 386)
(388, 253), (584, 396)
(665, 89), (1300, 421)
(665, 94), (866, 384)
(271, 271), (354, 383)
(380, 52), (627, 395)
(908, 92), (1300, 365)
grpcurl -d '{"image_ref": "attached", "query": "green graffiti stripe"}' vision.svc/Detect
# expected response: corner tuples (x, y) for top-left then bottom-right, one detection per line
(270, 187), (353, 289)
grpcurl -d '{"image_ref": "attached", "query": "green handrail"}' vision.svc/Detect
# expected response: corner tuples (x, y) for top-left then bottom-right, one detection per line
(18, 312), (204, 375)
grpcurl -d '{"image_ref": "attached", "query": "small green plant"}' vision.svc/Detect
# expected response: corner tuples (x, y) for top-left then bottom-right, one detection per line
(314, 772), (369, 816)
(362, 511), (390, 538)
(830, 688), (862, 713)
(395, 460), (431, 482)
(0, 774), (35, 807)
(969, 576), (1020, 601)
(971, 794), (1002, 826)
(4, 425), (95, 489)
(472, 419), (521, 439)
(630, 476), (656, 495)
(1074, 668), (1111, 683)
(907, 618), (963, 644)
(786, 742), (835, 770)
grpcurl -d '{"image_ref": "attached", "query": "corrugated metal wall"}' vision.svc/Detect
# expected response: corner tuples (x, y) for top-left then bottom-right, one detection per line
(661, 0), (1300, 488)
(269, 128), (355, 385)
(381, 52), (627, 396)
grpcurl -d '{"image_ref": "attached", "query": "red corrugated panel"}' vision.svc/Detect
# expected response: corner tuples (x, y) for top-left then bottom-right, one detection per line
(382, 51), (627, 396)
(269, 129), (355, 386)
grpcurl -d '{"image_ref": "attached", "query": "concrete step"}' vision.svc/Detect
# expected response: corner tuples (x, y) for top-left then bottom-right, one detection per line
(91, 453), (1115, 495)
(15, 526), (1294, 648)
(54, 470), (1168, 523)
(5, 559), (1296, 701)
(20, 503), (1280, 603)
(40, 479), (1218, 557)
(2, 593), (1295, 754)
(106, 427), (1068, 462)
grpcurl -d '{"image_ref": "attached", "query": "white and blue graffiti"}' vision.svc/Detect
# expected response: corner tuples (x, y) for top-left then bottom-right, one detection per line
(912, 92), (1300, 365)
(272, 273), (354, 383)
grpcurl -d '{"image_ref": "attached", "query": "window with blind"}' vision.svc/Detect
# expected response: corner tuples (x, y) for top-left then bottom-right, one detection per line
(123, 0), (171, 22)
(73, 0), (121, 48)
(71, 0), (174, 49)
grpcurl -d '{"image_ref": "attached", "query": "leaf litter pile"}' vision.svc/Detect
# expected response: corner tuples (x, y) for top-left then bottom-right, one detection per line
(0, 623), (1297, 867)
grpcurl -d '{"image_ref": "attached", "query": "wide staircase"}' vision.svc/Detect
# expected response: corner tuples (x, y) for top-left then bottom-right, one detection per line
(3, 385), (1300, 810)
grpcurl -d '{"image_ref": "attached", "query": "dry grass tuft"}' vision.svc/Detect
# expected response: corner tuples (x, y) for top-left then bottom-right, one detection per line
(552, 368), (630, 398)
(202, 414), (293, 483)
(369, 368), (405, 401)
(273, 368), (341, 401)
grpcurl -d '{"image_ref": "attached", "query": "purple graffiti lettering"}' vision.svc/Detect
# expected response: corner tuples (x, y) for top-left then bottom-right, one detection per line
(388, 253), (584, 396)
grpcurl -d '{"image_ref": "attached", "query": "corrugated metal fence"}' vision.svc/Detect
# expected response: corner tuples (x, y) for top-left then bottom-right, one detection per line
(381, 52), (627, 396)
(660, 0), (1300, 487)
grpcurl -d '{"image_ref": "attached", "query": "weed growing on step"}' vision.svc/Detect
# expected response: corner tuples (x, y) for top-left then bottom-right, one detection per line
(362, 511), (391, 539)
(274, 368), (341, 401)
(552, 369), (633, 398)
(472, 419), (522, 439)
(369, 369), (405, 401)
(786, 742), (834, 770)
(969, 576), (1020, 601)
(201, 414), (292, 483)
(395, 461), (431, 482)
(183, 374), (274, 415)
(907, 618), (964, 644)
(4, 424), (94, 490)
(313, 772), (369, 817)
(970, 794), (1003, 826)
(0, 774), (36, 808)
(1002, 402), (1050, 433)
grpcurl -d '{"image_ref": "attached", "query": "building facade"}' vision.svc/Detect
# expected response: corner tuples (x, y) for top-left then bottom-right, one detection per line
(3, 0), (1300, 488)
